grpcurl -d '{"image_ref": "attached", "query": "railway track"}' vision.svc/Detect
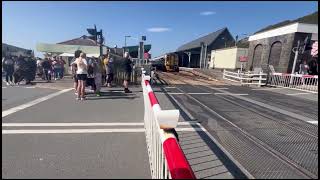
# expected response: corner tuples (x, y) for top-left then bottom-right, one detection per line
(157, 71), (318, 179)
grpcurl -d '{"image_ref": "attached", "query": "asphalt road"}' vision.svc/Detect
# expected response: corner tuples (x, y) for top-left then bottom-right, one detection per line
(2, 75), (318, 179)
(2, 82), (151, 179)
(155, 72), (318, 179)
(166, 85), (318, 179)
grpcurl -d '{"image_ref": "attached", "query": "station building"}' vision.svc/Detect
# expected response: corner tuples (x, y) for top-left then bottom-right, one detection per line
(175, 27), (235, 68)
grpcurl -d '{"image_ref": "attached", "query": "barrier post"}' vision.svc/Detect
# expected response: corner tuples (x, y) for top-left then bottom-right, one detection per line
(142, 72), (196, 179)
(258, 71), (262, 87)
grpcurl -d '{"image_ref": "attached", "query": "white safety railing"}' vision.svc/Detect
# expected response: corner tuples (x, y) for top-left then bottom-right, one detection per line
(223, 69), (267, 87)
(141, 68), (196, 179)
(269, 73), (318, 93)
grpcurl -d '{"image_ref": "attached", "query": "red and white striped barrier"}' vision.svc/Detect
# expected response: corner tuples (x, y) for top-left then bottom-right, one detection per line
(269, 73), (318, 92)
(141, 68), (196, 179)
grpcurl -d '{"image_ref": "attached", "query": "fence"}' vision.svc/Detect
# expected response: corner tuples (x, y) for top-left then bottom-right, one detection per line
(269, 73), (318, 92)
(141, 69), (196, 179)
(223, 69), (267, 87)
(111, 55), (152, 85)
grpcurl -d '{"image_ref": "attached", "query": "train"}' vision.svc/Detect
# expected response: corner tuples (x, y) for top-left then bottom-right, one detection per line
(150, 53), (179, 72)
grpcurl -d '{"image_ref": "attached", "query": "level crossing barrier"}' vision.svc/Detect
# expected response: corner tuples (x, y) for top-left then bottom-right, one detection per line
(269, 73), (318, 92)
(223, 69), (267, 87)
(141, 68), (196, 179)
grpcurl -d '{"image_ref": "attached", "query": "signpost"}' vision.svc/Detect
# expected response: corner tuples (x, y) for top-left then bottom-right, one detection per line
(239, 55), (248, 72)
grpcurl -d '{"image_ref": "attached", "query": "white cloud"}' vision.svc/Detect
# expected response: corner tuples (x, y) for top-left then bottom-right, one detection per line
(200, 11), (216, 16)
(147, 27), (171, 32)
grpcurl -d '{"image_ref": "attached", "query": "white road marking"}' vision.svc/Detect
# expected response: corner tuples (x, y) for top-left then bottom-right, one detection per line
(2, 127), (206, 134)
(2, 88), (73, 118)
(24, 87), (35, 89)
(210, 87), (229, 90)
(307, 121), (318, 125)
(210, 88), (317, 123)
(251, 87), (284, 91)
(177, 121), (200, 125)
(2, 122), (200, 127)
(214, 93), (249, 96)
(155, 92), (185, 95)
(286, 92), (313, 96)
(158, 92), (217, 95)
(187, 93), (212, 95)
(2, 123), (145, 127)
(175, 128), (206, 132)
(165, 87), (177, 89)
(2, 87), (7, 88)
(2, 128), (145, 134)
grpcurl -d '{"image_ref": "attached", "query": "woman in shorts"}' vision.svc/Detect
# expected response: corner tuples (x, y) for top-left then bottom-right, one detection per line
(74, 52), (88, 100)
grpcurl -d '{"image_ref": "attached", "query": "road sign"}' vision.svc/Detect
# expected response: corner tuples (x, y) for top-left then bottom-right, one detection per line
(239, 56), (248, 62)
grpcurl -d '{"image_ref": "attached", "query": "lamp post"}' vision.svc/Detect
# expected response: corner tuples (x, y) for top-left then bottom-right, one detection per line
(124, 35), (131, 54)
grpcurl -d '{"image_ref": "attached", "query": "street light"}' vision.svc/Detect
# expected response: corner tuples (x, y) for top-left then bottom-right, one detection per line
(124, 35), (131, 53)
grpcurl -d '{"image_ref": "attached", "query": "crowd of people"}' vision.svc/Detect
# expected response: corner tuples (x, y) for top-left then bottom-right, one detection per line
(36, 56), (66, 82)
(71, 50), (133, 101)
(297, 57), (318, 75)
(2, 55), (37, 85)
(2, 50), (134, 101)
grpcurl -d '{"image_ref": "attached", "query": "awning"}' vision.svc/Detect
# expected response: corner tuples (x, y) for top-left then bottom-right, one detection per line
(58, 52), (100, 58)
(36, 43), (107, 55)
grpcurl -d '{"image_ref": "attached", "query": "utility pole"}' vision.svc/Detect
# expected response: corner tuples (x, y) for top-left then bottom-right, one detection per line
(289, 40), (300, 85)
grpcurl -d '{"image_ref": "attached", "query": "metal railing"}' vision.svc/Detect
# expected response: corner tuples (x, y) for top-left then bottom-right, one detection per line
(269, 73), (318, 92)
(141, 69), (196, 179)
(223, 69), (267, 87)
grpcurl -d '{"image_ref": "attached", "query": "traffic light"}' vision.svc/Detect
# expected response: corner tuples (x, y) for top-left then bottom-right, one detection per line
(87, 25), (98, 42)
(302, 36), (312, 54)
(87, 28), (97, 36)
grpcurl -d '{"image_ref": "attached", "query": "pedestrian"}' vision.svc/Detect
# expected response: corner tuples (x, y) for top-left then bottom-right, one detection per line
(74, 52), (88, 100)
(299, 60), (309, 75)
(122, 52), (133, 93)
(59, 57), (66, 79)
(71, 50), (82, 95)
(105, 53), (114, 87)
(52, 57), (60, 80)
(100, 55), (107, 86)
(2, 55), (15, 85)
(93, 57), (103, 96)
(41, 57), (52, 82)
(103, 54), (109, 85)
(308, 57), (318, 75)
(86, 57), (96, 92)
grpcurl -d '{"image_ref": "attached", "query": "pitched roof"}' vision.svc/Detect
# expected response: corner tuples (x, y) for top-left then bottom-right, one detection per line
(176, 27), (228, 52)
(57, 35), (98, 46)
(255, 11), (318, 34)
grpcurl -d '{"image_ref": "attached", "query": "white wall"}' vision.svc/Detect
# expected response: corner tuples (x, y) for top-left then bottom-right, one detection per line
(210, 47), (248, 69)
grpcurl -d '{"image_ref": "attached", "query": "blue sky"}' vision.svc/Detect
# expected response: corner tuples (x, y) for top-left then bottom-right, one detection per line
(2, 1), (318, 58)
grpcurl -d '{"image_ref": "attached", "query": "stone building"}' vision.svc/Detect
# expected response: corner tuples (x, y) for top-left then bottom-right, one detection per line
(247, 12), (318, 73)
